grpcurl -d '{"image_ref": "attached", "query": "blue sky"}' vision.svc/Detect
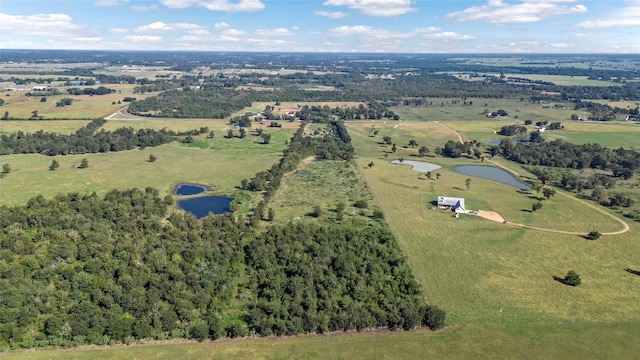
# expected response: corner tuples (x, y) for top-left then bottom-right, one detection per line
(1, 1), (639, 53)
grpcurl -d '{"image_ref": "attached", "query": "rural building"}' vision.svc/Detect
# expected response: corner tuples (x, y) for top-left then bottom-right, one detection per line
(437, 196), (465, 213)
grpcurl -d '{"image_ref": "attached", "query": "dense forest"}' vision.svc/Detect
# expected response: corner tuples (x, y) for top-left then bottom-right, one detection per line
(0, 119), (207, 156)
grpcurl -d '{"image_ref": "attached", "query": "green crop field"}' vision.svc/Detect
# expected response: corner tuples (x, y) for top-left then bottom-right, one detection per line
(0, 122), (296, 206)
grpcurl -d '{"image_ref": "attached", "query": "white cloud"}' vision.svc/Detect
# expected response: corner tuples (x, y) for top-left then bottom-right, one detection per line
(160, 0), (265, 12)
(109, 28), (129, 34)
(0, 13), (85, 37)
(576, 1), (640, 28)
(323, 0), (417, 17)
(73, 37), (104, 42)
(135, 21), (204, 32)
(253, 28), (296, 37)
(95, 0), (129, 6)
(214, 22), (230, 29)
(131, 4), (159, 11)
(422, 32), (477, 41)
(328, 25), (462, 41)
(314, 10), (349, 19)
(446, 0), (587, 24)
(123, 35), (163, 42)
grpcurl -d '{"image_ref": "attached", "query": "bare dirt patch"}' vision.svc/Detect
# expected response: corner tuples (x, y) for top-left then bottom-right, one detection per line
(476, 210), (506, 223)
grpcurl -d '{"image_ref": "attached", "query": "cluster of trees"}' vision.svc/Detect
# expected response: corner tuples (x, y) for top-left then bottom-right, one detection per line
(66, 86), (115, 96)
(296, 103), (394, 122)
(0, 119), (207, 156)
(436, 140), (482, 159)
(496, 139), (640, 172)
(498, 124), (527, 136)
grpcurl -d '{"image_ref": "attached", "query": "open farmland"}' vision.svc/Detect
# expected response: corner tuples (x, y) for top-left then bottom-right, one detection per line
(0, 120), (296, 206)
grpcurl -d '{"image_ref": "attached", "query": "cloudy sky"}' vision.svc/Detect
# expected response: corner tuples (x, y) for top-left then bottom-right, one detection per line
(1, 0), (639, 53)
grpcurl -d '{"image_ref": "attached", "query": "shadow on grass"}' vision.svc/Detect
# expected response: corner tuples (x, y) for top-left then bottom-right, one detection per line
(452, 186), (465, 191)
(521, 209), (533, 212)
(528, 195), (544, 201)
(430, 200), (438, 207)
(553, 276), (570, 286)
(625, 268), (640, 276)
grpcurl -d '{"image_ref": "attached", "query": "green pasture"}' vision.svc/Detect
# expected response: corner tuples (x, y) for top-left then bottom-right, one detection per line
(503, 74), (620, 87)
(0, 87), (153, 119)
(0, 126), (295, 206)
(269, 158), (376, 223)
(346, 120), (640, 334)
(0, 120), (90, 135)
(390, 97), (589, 123)
(443, 120), (640, 148)
(5, 321), (640, 360)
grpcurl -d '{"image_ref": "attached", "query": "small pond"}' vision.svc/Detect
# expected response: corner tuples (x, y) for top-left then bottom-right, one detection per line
(177, 196), (232, 219)
(452, 165), (530, 190)
(391, 160), (442, 173)
(173, 183), (209, 196)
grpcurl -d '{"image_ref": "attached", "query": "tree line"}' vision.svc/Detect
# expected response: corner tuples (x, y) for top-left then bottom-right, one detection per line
(0, 119), (207, 156)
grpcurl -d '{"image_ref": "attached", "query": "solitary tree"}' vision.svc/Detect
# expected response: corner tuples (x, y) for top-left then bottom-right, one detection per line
(261, 133), (271, 144)
(207, 130), (215, 139)
(49, 160), (60, 171)
(563, 270), (581, 286)
(267, 207), (276, 222)
(1, 163), (10, 174)
(426, 171), (432, 180)
(391, 143), (397, 153)
(239, 128), (246, 138)
(382, 136), (392, 145)
(418, 146), (429, 157)
(368, 161), (374, 168)
(373, 129), (379, 137)
(436, 172), (441, 180)
(148, 154), (157, 162)
(408, 139), (418, 148)
(79, 158), (89, 169)
(465, 178), (471, 191)
(227, 129), (234, 138)
(30, 110), (39, 119)
(542, 187), (556, 199)
(398, 157), (404, 163)
(532, 202), (543, 212)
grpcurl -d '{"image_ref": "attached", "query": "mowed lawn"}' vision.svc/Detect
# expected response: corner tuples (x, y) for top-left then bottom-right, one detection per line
(0, 124), (296, 206)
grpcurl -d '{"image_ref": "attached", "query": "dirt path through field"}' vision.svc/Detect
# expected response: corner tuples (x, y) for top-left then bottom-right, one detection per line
(434, 121), (629, 236)
(272, 156), (317, 199)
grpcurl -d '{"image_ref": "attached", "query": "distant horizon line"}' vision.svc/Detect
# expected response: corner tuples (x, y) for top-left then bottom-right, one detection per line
(2, 49), (639, 56)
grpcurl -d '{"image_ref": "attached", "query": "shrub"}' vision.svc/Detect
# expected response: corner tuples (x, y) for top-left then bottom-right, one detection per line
(586, 230), (601, 240)
(564, 270), (581, 286)
(353, 199), (369, 209)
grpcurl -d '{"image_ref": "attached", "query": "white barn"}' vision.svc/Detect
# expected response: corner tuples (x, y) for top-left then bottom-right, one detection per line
(437, 196), (465, 213)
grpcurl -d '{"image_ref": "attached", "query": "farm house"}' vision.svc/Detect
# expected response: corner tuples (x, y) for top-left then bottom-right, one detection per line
(437, 196), (466, 213)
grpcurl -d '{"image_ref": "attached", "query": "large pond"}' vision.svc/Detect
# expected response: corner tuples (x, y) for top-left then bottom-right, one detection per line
(173, 183), (209, 196)
(452, 165), (530, 190)
(391, 160), (442, 173)
(177, 196), (232, 219)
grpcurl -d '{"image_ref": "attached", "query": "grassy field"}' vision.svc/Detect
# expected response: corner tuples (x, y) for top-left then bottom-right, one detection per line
(0, 85), (154, 119)
(390, 98), (591, 123)
(0, 120), (296, 206)
(0, 119), (90, 135)
(346, 121), (640, 329)
(441, 120), (640, 148)
(5, 321), (640, 360)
